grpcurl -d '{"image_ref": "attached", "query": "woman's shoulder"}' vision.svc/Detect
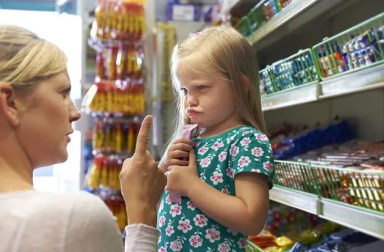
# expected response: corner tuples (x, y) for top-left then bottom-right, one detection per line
(0, 190), (111, 216)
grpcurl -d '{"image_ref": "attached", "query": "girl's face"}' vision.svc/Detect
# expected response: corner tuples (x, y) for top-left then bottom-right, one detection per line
(177, 66), (243, 137)
(16, 71), (81, 168)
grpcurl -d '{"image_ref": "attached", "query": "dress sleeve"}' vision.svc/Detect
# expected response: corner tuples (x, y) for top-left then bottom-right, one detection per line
(230, 130), (275, 188)
(124, 224), (160, 252)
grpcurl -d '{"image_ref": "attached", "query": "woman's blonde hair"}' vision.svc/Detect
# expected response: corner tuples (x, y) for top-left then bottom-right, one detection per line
(163, 26), (266, 156)
(0, 25), (67, 90)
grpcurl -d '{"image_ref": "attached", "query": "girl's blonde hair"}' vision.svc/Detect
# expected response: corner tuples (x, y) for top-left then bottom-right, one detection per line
(163, 25), (266, 156)
(0, 25), (67, 90)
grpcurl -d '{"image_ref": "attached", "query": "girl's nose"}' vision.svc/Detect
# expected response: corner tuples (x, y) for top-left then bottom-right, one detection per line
(186, 94), (197, 106)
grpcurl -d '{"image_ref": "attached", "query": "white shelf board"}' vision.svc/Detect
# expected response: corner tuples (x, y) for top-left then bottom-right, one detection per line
(320, 199), (384, 240)
(270, 187), (384, 240)
(261, 63), (384, 110)
(270, 186), (320, 215)
(319, 64), (384, 99)
(261, 82), (319, 111)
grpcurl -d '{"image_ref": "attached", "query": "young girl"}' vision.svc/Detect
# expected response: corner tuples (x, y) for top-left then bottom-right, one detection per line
(157, 26), (275, 251)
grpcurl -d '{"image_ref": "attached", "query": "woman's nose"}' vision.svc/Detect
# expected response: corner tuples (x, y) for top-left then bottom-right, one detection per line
(69, 100), (81, 122)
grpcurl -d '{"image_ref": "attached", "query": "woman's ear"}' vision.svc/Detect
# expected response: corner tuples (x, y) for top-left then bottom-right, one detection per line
(0, 82), (20, 126)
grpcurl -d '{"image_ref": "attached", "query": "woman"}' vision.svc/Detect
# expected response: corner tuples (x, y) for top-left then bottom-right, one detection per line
(0, 25), (164, 252)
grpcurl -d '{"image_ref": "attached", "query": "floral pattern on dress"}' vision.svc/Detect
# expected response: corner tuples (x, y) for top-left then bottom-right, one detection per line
(157, 126), (275, 251)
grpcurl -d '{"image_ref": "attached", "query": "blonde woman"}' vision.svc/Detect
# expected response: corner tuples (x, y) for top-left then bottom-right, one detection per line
(0, 25), (165, 252)
(159, 26), (275, 251)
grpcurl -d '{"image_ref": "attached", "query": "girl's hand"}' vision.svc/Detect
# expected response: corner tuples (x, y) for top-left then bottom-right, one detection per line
(159, 138), (195, 172)
(165, 150), (200, 197)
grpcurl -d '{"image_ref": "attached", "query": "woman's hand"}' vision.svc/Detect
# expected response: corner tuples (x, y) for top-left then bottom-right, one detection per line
(120, 115), (166, 227)
(165, 150), (201, 198)
(159, 138), (195, 173)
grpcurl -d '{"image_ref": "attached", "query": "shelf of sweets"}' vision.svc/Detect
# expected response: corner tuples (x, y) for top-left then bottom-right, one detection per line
(246, 0), (344, 51)
(247, 201), (383, 251)
(83, 0), (146, 232)
(260, 11), (384, 111)
(83, 81), (145, 117)
(270, 186), (384, 240)
(268, 117), (384, 240)
(261, 64), (384, 111)
(91, 0), (145, 47)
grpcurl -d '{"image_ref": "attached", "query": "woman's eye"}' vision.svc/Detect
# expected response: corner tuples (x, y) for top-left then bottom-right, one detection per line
(61, 88), (71, 98)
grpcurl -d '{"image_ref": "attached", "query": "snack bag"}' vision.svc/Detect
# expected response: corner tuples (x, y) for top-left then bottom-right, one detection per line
(169, 124), (198, 203)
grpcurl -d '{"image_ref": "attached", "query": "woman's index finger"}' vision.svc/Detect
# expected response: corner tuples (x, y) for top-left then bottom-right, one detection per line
(134, 115), (153, 155)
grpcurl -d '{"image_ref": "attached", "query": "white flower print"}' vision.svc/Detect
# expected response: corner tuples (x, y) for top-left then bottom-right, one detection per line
(210, 171), (223, 185)
(193, 214), (208, 227)
(226, 167), (235, 178)
(170, 240), (183, 251)
(177, 219), (192, 233)
(251, 168), (262, 173)
(187, 200), (196, 210)
(218, 151), (227, 162)
(226, 135), (235, 144)
(218, 242), (230, 252)
(256, 133), (268, 142)
(252, 147), (264, 157)
(198, 146), (208, 155)
(166, 195), (171, 204)
(159, 216), (166, 227)
(238, 156), (251, 168)
(170, 204), (182, 217)
(205, 228), (220, 243)
(212, 140), (224, 151)
(229, 145), (239, 157)
(263, 161), (273, 173)
(237, 237), (247, 248)
(189, 235), (203, 248)
(165, 226), (174, 236)
(158, 247), (166, 252)
(240, 137), (251, 147)
(200, 157), (211, 168)
(242, 130), (250, 136)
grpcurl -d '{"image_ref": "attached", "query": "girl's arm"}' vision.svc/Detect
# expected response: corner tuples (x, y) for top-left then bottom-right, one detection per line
(166, 151), (270, 235)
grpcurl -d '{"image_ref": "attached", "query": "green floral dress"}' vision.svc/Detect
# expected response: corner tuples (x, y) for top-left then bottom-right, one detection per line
(157, 126), (275, 252)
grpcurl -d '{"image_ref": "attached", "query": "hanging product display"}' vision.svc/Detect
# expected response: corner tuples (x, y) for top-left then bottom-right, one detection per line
(82, 0), (146, 232)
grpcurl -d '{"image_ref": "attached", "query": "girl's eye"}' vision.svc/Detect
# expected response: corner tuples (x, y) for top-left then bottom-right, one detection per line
(180, 88), (188, 96)
(197, 85), (208, 90)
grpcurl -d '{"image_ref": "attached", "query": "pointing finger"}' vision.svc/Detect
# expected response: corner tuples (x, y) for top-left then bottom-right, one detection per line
(135, 115), (153, 155)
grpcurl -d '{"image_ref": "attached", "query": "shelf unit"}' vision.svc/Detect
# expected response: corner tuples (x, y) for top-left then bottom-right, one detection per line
(244, 0), (384, 242)
(270, 187), (384, 240)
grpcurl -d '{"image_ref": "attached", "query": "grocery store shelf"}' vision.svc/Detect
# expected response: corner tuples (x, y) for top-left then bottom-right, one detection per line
(270, 187), (384, 240)
(261, 82), (319, 111)
(270, 186), (320, 215)
(248, 0), (343, 51)
(262, 63), (384, 111)
(319, 63), (384, 100)
(320, 199), (384, 240)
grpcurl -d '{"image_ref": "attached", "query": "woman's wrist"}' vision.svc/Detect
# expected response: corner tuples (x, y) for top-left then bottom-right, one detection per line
(127, 203), (157, 227)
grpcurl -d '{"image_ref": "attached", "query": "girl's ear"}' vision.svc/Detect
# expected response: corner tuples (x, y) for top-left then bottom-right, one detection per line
(0, 82), (20, 126)
(241, 75), (251, 94)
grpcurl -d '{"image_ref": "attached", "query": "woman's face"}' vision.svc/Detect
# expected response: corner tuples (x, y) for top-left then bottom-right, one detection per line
(16, 71), (81, 168)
